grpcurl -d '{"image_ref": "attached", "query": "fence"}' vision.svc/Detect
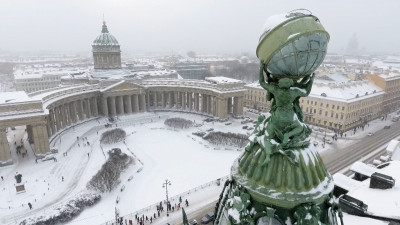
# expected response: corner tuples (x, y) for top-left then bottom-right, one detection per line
(101, 175), (229, 225)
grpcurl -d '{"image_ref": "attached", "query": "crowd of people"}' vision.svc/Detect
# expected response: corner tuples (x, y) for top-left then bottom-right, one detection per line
(114, 196), (190, 225)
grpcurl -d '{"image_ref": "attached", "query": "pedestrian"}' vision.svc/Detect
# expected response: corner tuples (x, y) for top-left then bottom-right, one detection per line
(158, 210), (160, 217)
(97, 131), (98, 135)
(78, 144), (80, 147)
(179, 196), (182, 203)
(150, 217), (152, 223)
(185, 199), (189, 206)
(87, 153), (89, 157)
(28, 202), (32, 210)
(62, 176), (64, 182)
(1, 176), (3, 181)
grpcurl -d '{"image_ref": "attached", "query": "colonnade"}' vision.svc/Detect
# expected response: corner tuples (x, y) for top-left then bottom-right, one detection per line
(101, 93), (146, 117)
(47, 96), (99, 136)
(147, 90), (244, 118)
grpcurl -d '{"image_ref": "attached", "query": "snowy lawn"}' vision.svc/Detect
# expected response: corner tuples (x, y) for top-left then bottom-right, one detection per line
(0, 112), (244, 225)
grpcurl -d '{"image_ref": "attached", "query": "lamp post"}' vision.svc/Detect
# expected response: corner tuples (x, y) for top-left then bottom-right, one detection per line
(162, 179), (172, 216)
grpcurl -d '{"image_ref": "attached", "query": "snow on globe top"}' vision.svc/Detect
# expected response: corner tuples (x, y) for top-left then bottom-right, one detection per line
(256, 9), (329, 78)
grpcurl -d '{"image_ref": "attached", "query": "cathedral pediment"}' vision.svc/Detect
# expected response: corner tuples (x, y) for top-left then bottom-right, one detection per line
(102, 81), (143, 93)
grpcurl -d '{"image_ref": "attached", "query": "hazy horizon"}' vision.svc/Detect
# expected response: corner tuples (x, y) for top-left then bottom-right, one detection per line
(1, 0), (400, 56)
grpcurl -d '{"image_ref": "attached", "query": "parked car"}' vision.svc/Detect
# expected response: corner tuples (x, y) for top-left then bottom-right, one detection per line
(313, 141), (318, 146)
(326, 139), (333, 144)
(201, 213), (215, 224)
(367, 132), (374, 136)
(190, 219), (198, 225)
(225, 122), (232, 125)
(242, 126), (248, 129)
(384, 125), (391, 129)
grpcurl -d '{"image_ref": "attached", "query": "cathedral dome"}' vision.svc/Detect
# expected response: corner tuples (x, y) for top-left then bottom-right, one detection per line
(92, 22), (120, 46)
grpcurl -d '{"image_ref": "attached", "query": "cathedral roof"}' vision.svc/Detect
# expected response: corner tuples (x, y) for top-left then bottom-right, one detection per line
(92, 22), (120, 46)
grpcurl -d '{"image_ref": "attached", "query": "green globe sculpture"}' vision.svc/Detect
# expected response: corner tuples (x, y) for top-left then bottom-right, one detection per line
(257, 9), (329, 78)
(210, 10), (344, 225)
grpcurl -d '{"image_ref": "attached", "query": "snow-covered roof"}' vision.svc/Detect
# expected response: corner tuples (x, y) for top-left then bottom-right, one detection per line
(205, 76), (243, 84)
(386, 140), (400, 153)
(245, 82), (263, 89)
(333, 173), (362, 191)
(89, 68), (178, 80)
(310, 77), (384, 103)
(378, 72), (400, 81)
(0, 91), (33, 104)
(350, 161), (378, 177)
(386, 140), (400, 161)
(347, 161), (400, 220)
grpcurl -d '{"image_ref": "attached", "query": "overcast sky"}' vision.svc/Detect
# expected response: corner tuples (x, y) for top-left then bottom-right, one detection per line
(1, 0), (399, 56)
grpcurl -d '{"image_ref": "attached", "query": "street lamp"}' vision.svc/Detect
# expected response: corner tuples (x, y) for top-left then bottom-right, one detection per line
(162, 179), (172, 216)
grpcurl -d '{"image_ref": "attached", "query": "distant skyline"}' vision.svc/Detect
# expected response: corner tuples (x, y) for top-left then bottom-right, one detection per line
(1, 0), (400, 56)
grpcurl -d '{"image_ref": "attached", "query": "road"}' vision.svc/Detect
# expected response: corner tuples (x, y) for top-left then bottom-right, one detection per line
(322, 119), (400, 175)
(180, 120), (400, 225)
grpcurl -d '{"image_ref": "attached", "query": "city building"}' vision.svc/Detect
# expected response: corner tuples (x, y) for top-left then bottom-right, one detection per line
(92, 21), (122, 69)
(300, 74), (384, 132)
(243, 82), (270, 111)
(14, 64), (88, 93)
(169, 61), (209, 80)
(363, 71), (400, 114)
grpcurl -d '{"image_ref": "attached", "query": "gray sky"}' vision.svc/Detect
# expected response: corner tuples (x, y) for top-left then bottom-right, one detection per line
(1, 0), (399, 55)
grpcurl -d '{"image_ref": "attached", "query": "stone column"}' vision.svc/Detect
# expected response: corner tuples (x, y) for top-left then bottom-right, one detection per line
(102, 97), (109, 117)
(68, 102), (75, 124)
(145, 93), (150, 111)
(133, 94), (139, 113)
(207, 95), (212, 114)
(167, 92), (172, 108)
(92, 97), (99, 116)
(228, 97), (233, 114)
(161, 92), (165, 108)
(110, 96), (117, 116)
(194, 93), (199, 112)
(140, 94), (146, 112)
(80, 100), (86, 120)
(64, 104), (71, 126)
(0, 129), (11, 163)
(188, 92), (193, 111)
(176, 91), (181, 108)
(154, 92), (158, 108)
(125, 95), (132, 114)
(61, 105), (67, 129)
(172, 92), (176, 108)
(46, 118), (52, 138)
(216, 98), (228, 119)
(182, 92), (187, 110)
(55, 107), (61, 132)
(32, 124), (50, 155)
(86, 98), (92, 118)
(233, 96), (244, 116)
(117, 96), (124, 114)
(48, 109), (56, 135)
(202, 94), (207, 113)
